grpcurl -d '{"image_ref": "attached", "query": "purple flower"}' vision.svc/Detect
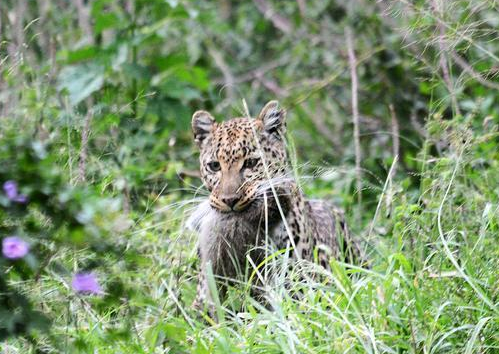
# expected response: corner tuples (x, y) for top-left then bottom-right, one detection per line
(3, 180), (28, 204)
(13, 194), (28, 203)
(3, 181), (18, 199)
(2, 236), (30, 259)
(72, 272), (103, 295)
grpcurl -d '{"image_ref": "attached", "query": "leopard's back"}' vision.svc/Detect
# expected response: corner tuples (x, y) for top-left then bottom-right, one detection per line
(268, 196), (363, 268)
(307, 199), (363, 266)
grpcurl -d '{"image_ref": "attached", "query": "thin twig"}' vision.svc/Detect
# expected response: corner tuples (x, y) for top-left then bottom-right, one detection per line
(213, 56), (289, 85)
(345, 27), (362, 207)
(296, 0), (306, 17)
(410, 109), (427, 138)
(258, 76), (289, 97)
(433, 0), (461, 116)
(389, 104), (400, 164)
(78, 99), (93, 183)
(14, 0), (27, 53)
(178, 169), (202, 179)
(75, 0), (94, 44)
(36, 0), (51, 50)
(450, 52), (499, 91)
(208, 45), (236, 102)
(3, 0), (27, 116)
(253, 0), (293, 34)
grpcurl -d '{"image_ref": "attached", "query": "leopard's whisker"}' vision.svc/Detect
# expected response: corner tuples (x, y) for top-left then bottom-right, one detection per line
(254, 176), (295, 196)
(152, 197), (208, 215)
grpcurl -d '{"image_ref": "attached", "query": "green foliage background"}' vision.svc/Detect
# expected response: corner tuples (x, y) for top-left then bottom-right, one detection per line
(1, 0), (498, 352)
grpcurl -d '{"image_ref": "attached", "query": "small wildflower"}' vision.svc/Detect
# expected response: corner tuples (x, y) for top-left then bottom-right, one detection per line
(13, 194), (28, 203)
(2, 236), (30, 259)
(2, 180), (28, 203)
(3, 181), (18, 199)
(72, 272), (103, 295)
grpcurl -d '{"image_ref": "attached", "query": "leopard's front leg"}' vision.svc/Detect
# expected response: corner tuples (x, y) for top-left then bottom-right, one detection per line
(192, 249), (217, 318)
(192, 265), (208, 310)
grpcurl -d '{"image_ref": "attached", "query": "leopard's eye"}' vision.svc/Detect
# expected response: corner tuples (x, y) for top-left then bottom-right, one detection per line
(243, 158), (259, 169)
(207, 161), (221, 172)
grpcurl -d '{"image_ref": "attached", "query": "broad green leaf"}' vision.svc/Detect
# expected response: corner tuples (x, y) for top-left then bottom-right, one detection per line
(57, 63), (105, 105)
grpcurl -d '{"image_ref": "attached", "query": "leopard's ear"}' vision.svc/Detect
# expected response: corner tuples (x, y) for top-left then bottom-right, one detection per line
(257, 100), (286, 136)
(192, 110), (215, 145)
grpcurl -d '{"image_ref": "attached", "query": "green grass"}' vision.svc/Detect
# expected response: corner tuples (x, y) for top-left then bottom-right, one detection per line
(3, 122), (499, 353)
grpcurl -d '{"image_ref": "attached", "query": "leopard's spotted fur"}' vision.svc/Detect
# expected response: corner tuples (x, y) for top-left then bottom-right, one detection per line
(188, 101), (363, 310)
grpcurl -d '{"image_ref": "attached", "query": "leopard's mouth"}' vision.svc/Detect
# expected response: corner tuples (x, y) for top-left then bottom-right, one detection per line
(232, 200), (254, 212)
(209, 198), (255, 213)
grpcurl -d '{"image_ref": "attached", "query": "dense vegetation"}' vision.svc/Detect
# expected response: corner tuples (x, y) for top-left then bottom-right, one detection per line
(1, 0), (498, 352)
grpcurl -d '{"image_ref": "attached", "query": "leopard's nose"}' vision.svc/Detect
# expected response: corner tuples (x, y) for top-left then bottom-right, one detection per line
(222, 196), (240, 209)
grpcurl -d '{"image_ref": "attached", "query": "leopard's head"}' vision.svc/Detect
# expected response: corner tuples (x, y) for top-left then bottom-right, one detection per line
(192, 101), (288, 213)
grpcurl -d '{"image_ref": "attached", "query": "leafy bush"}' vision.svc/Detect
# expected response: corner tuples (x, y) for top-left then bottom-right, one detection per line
(0, 135), (132, 341)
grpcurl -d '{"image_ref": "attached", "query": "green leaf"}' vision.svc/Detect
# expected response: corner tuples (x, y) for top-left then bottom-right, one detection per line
(57, 46), (98, 64)
(94, 12), (122, 34)
(57, 63), (105, 105)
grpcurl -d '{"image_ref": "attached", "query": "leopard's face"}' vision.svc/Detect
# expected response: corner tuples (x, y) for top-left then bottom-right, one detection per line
(192, 101), (287, 213)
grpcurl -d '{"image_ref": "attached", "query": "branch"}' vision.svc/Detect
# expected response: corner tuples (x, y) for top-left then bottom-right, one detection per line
(178, 169), (201, 179)
(213, 56), (289, 85)
(451, 52), (499, 91)
(207, 45), (236, 102)
(296, 0), (306, 17)
(429, 0), (461, 116)
(345, 26), (362, 206)
(257, 76), (289, 97)
(14, 0), (27, 52)
(36, 0), (51, 50)
(410, 109), (427, 139)
(435, 15), (461, 116)
(389, 104), (400, 160)
(75, 0), (94, 44)
(78, 99), (93, 183)
(389, 104), (400, 175)
(253, 0), (293, 34)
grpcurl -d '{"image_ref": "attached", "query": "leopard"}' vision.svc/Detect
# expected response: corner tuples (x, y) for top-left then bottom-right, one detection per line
(188, 100), (364, 311)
